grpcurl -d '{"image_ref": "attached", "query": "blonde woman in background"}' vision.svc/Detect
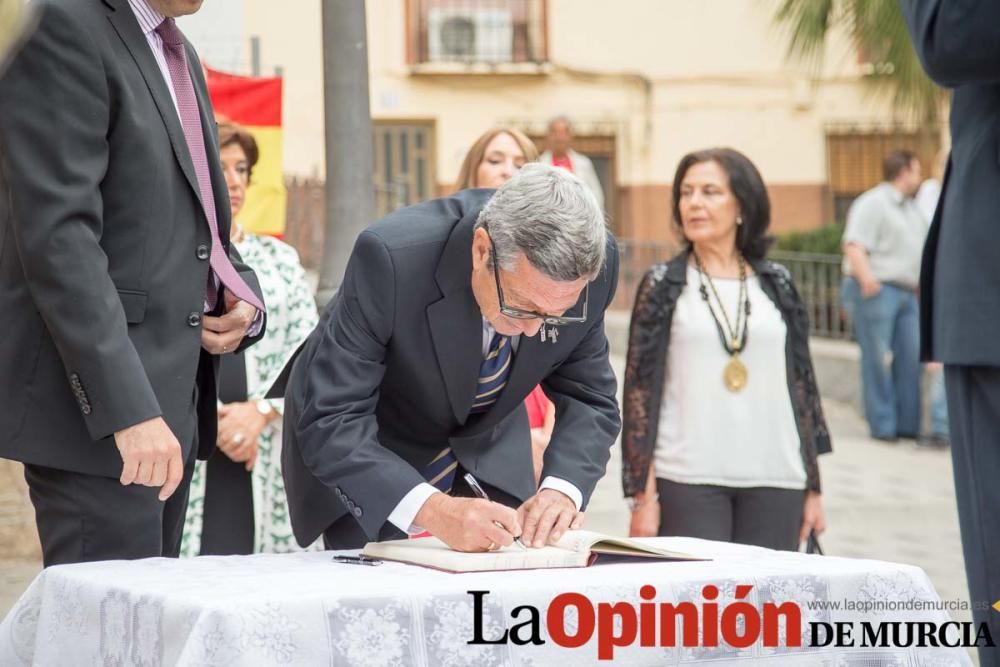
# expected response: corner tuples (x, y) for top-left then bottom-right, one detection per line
(455, 127), (554, 485)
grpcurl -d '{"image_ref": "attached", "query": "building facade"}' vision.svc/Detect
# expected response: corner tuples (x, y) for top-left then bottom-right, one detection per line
(182, 0), (936, 243)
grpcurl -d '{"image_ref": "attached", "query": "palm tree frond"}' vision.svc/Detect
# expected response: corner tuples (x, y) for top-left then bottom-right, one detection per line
(773, 0), (835, 67)
(773, 0), (944, 126)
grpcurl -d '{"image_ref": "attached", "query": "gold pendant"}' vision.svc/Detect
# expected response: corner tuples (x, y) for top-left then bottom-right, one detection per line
(723, 355), (748, 392)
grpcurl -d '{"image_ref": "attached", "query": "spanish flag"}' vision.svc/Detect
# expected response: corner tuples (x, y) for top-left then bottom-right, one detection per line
(206, 67), (286, 237)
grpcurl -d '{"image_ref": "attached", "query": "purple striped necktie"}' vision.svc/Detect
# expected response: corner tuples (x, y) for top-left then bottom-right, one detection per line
(155, 18), (264, 313)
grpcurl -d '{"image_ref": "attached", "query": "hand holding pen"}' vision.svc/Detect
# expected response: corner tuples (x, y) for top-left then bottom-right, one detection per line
(464, 473), (528, 551)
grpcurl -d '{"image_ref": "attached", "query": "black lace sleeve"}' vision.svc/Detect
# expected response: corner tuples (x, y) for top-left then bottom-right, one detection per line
(783, 272), (833, 493)
(621, 265), (668, 498)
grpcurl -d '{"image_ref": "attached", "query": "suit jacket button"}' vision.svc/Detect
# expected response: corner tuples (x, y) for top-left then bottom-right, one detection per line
(196, 244), (210, 260)
(187, 312), (201, 327)
(353, 507), (362, 517)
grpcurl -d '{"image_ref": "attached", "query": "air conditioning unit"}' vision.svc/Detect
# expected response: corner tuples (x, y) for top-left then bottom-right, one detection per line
(426, 7), (514, 63)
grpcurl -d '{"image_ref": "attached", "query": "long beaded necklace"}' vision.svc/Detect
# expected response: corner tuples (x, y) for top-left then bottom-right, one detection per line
(692, 250), (752, 392)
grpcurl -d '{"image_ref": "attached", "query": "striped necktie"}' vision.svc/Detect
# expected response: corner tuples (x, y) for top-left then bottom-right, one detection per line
(470, 333), (512, 414)
(422, 333), (512, 492)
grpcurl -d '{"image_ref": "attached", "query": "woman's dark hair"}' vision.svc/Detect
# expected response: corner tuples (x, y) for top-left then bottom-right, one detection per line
(217, 121), (260, 182)
(671, 147), (773, 260)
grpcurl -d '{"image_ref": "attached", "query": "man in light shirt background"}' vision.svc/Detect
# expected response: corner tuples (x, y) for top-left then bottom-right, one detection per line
(840, 150), (927, 443)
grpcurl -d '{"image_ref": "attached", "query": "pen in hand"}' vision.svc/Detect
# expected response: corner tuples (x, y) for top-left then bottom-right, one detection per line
(463, 473), (528, 551)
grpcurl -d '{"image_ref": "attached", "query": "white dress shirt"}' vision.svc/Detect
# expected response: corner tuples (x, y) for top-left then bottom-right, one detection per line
(387, 318), (583, 533)
(128, 0), (179, 114)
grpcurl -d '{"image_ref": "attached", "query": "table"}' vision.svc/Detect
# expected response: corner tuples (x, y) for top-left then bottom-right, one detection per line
(0, 538), (973, 666)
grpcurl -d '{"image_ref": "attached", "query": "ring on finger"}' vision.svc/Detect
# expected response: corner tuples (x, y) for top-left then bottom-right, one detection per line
(233, 432), (245, 445)
(486, 541), (497, 552)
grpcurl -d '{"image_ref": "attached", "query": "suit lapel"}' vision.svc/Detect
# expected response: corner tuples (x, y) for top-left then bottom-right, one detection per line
(427, 213), (485, 424)
(105, 0), (203, 215)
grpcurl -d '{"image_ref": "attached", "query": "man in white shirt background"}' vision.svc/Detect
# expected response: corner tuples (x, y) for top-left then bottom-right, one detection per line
(840, 150), (927, 442)
(539, 114), (606, 212)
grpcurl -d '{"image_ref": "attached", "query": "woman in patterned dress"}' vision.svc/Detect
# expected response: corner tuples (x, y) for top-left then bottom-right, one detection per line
(180, 122), (320, 555)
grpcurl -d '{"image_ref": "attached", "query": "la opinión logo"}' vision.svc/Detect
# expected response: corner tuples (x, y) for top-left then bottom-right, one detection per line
(465, 586), (996, 661)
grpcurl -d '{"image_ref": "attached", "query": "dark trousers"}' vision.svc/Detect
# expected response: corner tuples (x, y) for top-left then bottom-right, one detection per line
(656, 478), (805, 551)
(322, 467), (522, 550)
(945, 365), (1000, 667)
(24, 449), (197, 566)
(199, 450), (254, 555)
(198, 344), (255, 555)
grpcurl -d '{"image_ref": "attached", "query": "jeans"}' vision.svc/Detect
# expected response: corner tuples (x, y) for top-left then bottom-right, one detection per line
(841, 277), (921, 439)
(929, 367), (949, 437)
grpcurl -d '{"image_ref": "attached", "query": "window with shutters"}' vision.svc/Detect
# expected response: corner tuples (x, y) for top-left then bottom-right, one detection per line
(406, 0), (547, 66)
(825, 124), (940, 222)
(373, 121), (436, 218)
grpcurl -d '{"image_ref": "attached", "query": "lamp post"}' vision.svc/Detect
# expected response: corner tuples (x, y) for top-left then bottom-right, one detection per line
(316, 0), (376, 307)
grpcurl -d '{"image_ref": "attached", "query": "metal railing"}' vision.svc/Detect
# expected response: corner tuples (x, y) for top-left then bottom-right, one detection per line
(769, 251), (851, 340)
(614, 241), (852, 340)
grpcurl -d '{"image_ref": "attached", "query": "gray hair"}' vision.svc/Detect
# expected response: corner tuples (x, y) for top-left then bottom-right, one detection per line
(475, 162), (606, 282)
(546, 113), (572, 132)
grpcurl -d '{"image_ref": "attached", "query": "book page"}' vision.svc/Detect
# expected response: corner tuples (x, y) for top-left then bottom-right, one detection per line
(361, 532), (702, 572)
(362, 536), (589, 572)
(554, 530), (700, 560)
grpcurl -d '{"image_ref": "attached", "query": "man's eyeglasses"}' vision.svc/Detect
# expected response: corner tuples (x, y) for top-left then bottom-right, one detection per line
(485, 229), (589, 326)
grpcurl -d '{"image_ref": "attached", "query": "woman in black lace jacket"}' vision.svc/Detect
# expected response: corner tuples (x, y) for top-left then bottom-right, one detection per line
(622, 148), (831, 551)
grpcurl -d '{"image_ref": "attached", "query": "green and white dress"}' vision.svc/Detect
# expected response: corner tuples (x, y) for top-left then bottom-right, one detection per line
(180, 234), (321, 556)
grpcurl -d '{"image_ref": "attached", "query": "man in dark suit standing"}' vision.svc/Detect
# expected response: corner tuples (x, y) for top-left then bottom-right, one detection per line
(0, 0), (266, 566)
(282, 164), (620, 552)
(902, 2), (1000, 661)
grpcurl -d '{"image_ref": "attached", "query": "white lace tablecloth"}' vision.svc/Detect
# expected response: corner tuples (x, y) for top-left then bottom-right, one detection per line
(0, 537), (973, 666)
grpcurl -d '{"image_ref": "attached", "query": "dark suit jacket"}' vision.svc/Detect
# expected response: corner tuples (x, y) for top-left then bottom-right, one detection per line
(282, 189), (622, 546)
(0, 0), (264, 477)
(902, 0), (1000, 365)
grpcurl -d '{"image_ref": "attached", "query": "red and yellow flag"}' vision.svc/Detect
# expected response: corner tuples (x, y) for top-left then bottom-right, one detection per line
(206, 67), (285, 236)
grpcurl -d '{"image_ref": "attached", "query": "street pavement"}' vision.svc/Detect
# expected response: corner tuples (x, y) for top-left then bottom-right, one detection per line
(0, 357), (977, 663)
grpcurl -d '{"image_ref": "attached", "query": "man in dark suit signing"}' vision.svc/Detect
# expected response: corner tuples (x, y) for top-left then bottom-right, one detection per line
(0, 0), (266, 565)
(283, 163), (621, 552)
(902, 2), (1000, 662)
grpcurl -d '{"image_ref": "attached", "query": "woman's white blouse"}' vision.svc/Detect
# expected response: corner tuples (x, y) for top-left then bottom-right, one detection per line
(654, 266), (807, 490)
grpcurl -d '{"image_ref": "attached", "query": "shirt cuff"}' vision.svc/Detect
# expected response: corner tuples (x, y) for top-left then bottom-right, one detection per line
(387, 483), (440, 534)
(246, 308), (264, 337)
(539, 476), (583, 510)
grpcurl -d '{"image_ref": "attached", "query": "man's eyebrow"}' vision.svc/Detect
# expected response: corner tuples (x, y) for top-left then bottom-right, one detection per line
(505, 283), (579, 316)
(503, 285), (542, 312)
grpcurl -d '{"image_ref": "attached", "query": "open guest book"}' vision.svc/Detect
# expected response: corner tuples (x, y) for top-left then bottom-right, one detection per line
(360, 530), (705, 573)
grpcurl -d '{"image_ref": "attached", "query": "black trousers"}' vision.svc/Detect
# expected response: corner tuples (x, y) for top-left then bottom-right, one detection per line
(656, 478), (804, 551)
(945, 365), (1000, 667)
(198, 346), (255, 555)
(24, 448), (197, 567)
(199, 450), (254, 555)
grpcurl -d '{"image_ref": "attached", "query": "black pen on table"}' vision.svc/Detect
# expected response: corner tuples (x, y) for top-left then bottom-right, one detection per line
(463, 472), (527, 551)
(333, 554), (382, 566)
